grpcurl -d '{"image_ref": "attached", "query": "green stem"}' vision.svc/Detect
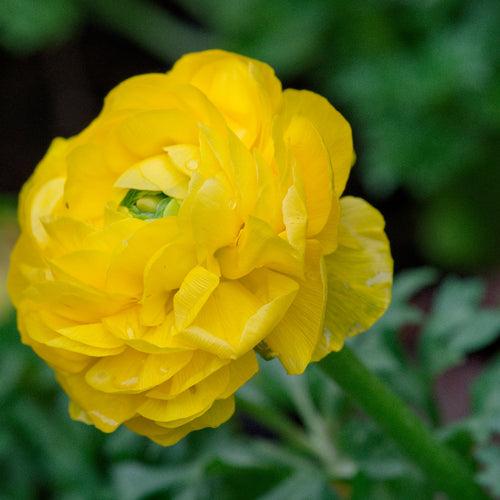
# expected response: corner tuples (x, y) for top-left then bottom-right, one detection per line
(319, 347), (487, 500)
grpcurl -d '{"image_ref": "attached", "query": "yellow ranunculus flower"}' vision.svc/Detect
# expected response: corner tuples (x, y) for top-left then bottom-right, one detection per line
(8, 50), (392, 445)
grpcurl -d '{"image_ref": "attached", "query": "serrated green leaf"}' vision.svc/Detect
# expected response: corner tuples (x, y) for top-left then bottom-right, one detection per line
(419, 276), (500, 376)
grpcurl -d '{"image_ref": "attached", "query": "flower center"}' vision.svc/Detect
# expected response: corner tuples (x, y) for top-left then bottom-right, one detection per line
(120, 189), (180, 220)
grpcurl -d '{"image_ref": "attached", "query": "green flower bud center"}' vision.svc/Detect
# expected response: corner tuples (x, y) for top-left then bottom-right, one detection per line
(120, 189), (180, 220)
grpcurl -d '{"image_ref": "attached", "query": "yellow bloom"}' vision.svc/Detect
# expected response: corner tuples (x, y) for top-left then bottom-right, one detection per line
(8, 50), (392, 445)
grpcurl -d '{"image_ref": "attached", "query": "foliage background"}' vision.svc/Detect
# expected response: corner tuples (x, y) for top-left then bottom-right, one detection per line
(0, 1), (499, 498)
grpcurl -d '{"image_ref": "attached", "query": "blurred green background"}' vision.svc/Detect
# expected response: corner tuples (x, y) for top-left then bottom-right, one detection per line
(0, 1), (499, 498)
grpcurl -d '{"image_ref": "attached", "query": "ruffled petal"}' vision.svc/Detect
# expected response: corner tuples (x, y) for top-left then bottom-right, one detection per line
(178, 175), (241, 261)
(85, 348), (193, 393)
(265, 240), (326, 374)
(277, 112), (333, 236)
(56, 322), (125, 349)
(321, 196), (393, 352)
(59, 373), (143, 432)
(125, 397), (235, 446)
(146, 350), (230, 399)
(281, 89), (354, 197)
(141, 240), (196, 326)
(23, 280), (132, 323)
(175, 269), (298, 358)
(137, 365), (230, 422)
(173, 266), (220, 331)
(217, 216), (302, 280)
(115, 154), (190, 199)
(168, 50), (281, 148)
(106, 216), (179, 297)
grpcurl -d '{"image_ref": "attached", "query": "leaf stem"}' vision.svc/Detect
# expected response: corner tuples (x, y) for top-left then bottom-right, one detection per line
(319, 346), (486, 499)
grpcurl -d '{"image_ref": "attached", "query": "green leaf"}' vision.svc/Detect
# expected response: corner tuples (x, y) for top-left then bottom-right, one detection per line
(112, 462), (196, 500)
(391, 268), (438, 303)
(472, 355), (500, 416)
(475, 445), (500, 497)
(338, 419), (419, 482)
(258, 468), (338, 500)
(419, 277), (500, 376)
(465, 355), (500, 443)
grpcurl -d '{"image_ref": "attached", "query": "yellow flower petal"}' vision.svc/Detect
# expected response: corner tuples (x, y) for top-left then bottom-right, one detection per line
(125, 397), (235, 446)
(26, 312), (125, 357)
(17, 137), (69, 236)
(188, 397), (235, 430)
(24, 177), (65, 245)
(169, 50), (281, 148)
(281, 89), (354, 197)
(251, 150), (283, 232)
(265, 240), (327, 374)
(42, 217), (93, 257)
(115, 154), (190, 199)
(46, 337), (124, 357)
(59, 373), (143, 432)
(217, 351), (258, 399)
(278, 113), (333, 235)
(176, 270), (299, 358)
(106, 216), (179, 297)
(48, 250), (111, 290)
(137, 365), (230, 422)
(141, 240), (196, 326)
(146, 350), (230, 399)
(7, 234), (48, 306)
(163, 144), (201, 177)
(103, 73), (179, 113)
(23, 335), (91, 374)
(85, 349), (193, 393)
(57, 323), (125, 349)
(118, 109), (198, 158)
(281, 181), (308, 255)
(217, 216), (302, 280)
(64, 144), (119, 221)
(24, 280), (132, 323)
(178, 175), (241, 261)
(173, 266), (220, 331)
(198, 126), (258, 218)
(322, 196), (393, 351)
(315, 198), (341, 255)
(68, 401), (93, 425)
(125, 416), (191, 446)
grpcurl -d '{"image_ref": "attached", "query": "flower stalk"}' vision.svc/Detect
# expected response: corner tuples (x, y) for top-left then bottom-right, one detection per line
(319, 347), (487, 499)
